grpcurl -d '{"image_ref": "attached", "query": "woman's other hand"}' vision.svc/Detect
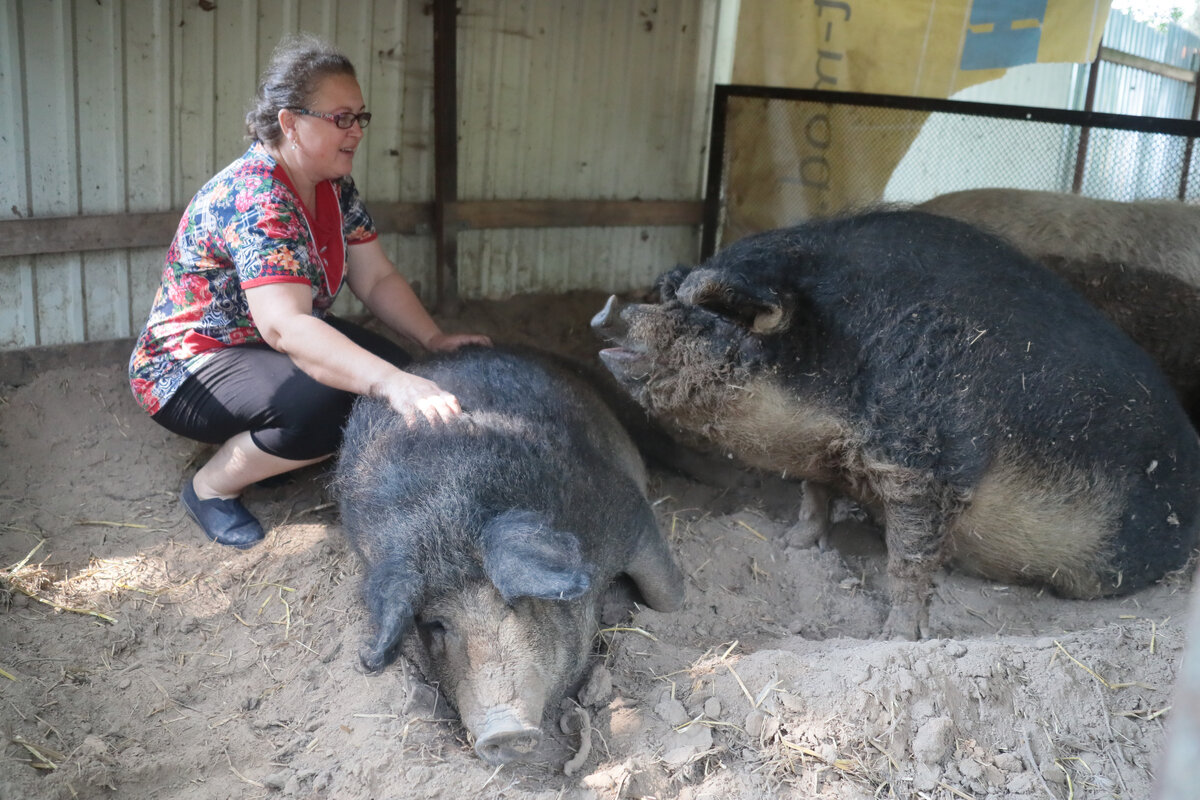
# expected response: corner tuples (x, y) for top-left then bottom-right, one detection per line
(346, 241), (494, 354)
(424, 332), (493, 352)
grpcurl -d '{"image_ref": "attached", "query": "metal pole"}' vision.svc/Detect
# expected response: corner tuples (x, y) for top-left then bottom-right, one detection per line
(1177, 57), (1200, 200)
(1072, 42), (1103, 194)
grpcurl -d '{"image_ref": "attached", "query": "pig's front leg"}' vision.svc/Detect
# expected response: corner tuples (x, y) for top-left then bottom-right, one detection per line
(784, 480), (833, 549)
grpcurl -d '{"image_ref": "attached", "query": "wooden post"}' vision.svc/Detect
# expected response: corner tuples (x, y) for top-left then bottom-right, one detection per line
(432, 0), (460, 315)
(701, 86), (730, 260)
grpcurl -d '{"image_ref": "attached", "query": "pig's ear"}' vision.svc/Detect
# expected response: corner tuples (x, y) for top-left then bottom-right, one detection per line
(481, 511), (592, 603)
(652, 264), (693, 301)
(360, 561), (421, 673)
(677, 271), (792, 335)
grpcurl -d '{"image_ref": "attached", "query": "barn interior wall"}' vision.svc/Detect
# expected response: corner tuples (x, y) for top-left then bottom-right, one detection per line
(1, 0), (723, 351)
(455, 0), (721, 299)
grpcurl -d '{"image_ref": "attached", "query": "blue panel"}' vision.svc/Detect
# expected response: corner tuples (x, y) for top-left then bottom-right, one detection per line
(962, 27), (1043, 69)
(970, 0), (1047, 25)
(961, 0), (1048, 70)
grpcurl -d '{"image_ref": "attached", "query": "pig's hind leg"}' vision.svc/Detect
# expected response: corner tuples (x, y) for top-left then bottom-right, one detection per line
(879, 498), (957, 640)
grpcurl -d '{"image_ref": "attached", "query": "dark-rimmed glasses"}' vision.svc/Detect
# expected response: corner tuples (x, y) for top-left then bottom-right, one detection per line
(288, 107), (372, 129)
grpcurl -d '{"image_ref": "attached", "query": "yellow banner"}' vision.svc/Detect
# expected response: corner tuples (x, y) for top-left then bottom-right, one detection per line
(722, 0), (1112, 240)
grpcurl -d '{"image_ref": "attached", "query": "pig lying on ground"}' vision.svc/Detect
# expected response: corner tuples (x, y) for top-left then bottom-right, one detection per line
(917, 188), (1200, 424)
(592, 209), (1200, 639)
(915, 188), (1200, 283)
(332, 346), (685, 764)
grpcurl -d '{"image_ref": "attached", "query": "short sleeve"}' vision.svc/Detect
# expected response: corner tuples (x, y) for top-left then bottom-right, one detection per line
(338, 176), (379, 245)
(230, 178), (316, 288)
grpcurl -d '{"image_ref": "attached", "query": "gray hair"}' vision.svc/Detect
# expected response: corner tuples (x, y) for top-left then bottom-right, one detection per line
(245, 33), (357, 146)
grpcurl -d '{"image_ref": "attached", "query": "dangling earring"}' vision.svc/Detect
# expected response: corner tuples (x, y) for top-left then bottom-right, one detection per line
(290, 137), (298, 151)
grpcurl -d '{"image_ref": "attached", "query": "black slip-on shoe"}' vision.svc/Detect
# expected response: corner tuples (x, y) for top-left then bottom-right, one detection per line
(180, 479), (265, 549)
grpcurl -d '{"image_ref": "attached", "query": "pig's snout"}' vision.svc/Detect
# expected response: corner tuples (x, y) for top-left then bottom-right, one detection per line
(472, 706), (542, 765)
(593, 294), (650, 381)
(590, 295), (626, 337)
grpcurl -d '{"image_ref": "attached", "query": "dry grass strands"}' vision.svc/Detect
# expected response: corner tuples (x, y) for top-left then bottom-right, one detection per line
(770, 735), (896, 795)
(11, 733), (66, 771)
(596, 625), (658, 641)
(1053, 639), (1156, 691)
(2, 547), (118, 624)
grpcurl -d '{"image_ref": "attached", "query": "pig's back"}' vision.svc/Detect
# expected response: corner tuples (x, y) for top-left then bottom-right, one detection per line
(338, 346), (651, 573)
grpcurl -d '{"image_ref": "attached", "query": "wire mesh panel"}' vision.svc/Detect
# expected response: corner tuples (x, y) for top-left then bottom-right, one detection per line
(885, 112), (1080, 202)
(1078, 128), (1194, 199)
(702, 86), (1200, 256)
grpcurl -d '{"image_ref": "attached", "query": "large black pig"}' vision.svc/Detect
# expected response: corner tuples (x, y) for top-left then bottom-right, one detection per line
(332, 346), (685, 764)
(592, 210), (1200, 639)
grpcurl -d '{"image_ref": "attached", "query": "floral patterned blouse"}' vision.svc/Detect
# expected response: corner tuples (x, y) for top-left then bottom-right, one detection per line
(128, 143), (377, 415)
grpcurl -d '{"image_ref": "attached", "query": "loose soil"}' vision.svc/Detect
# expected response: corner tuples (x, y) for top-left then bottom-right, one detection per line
(1, 291), (1193, 799)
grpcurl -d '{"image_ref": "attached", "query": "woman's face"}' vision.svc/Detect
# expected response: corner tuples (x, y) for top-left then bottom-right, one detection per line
(286, 72), (366, 183)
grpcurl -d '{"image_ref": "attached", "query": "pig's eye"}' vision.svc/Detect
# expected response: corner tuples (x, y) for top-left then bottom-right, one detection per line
(695, 296), (762, 329)
(683, 281), (768, 329)
(418, 618), (447, 636)
(416, 618), (450, 653)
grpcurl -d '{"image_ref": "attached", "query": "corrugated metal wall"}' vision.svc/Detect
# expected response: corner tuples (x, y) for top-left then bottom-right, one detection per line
(1097, 8), (1200, 119)
(1074, 9), (1200, 200)
(1, 0), (722, 350)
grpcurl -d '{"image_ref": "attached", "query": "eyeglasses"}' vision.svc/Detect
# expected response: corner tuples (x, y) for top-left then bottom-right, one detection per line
(288, 107), (372, 129)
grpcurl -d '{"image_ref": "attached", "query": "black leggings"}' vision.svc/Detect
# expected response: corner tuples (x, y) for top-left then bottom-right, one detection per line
(152, 316), (412, 461)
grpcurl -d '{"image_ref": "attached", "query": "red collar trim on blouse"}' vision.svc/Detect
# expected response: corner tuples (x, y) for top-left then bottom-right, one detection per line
(268, 161), (346, 299)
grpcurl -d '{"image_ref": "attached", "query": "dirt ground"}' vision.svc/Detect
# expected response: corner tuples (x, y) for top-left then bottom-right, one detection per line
(1, 291), (1195, 799)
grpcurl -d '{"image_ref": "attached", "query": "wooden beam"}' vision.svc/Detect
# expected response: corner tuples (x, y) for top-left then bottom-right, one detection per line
(449, 200), (704, 229)
(371, 201), (435, 234)
(0, 210), (182, 257)
(0, 200), (701, 259)
(0, 202), (433, 258)
(1100, 45), (1196, 85)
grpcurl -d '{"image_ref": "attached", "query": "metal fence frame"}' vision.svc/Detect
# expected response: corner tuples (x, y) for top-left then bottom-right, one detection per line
(701, 85), (1200, 260)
